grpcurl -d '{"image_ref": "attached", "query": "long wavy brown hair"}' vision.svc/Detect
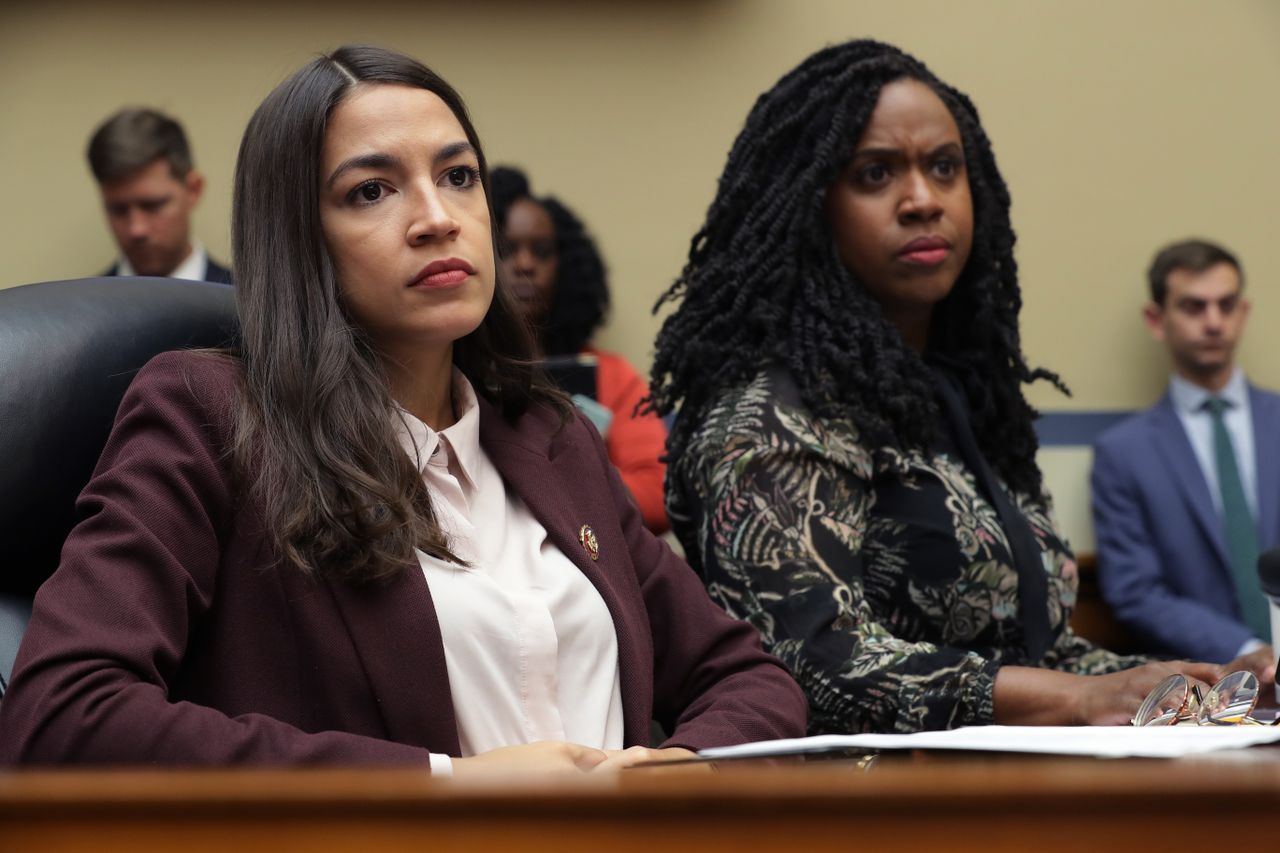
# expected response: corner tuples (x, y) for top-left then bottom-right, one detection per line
(231, 45), (560, 583)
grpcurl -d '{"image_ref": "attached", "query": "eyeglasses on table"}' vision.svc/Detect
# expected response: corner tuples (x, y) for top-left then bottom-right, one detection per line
(1131, 670), (1278, 727)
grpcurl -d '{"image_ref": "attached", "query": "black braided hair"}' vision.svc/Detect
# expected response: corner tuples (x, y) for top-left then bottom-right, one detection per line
(491, 166), (610, 356)
(649, 39), (1066, 497)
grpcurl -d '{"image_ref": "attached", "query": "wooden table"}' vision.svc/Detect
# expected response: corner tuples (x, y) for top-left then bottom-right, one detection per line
(3, 751), (1280, 852)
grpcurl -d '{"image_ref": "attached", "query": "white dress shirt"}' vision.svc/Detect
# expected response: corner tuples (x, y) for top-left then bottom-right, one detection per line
(394, 372), (625, 774)
(1168, 368), (1257, 518)
(116, 241), (209, 281)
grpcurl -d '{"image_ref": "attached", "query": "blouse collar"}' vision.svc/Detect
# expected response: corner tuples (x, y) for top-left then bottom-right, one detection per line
(393, 368), (483, 491)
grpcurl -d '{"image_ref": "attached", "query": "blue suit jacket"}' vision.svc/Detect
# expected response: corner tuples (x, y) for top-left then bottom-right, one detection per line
(1091, 385), (1280, 662)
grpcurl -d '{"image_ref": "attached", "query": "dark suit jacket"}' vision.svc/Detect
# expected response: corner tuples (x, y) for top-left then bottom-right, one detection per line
(104, 255), (233, 285)
(0, 352), (805, 765)
(1091, 387), (1280, 662)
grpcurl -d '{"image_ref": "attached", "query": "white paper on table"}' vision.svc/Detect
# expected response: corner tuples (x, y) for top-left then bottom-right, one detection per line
(698, 725), (1280, 761)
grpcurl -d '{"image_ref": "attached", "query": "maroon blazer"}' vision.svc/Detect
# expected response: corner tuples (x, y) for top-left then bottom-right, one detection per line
(0, 352), (805, 765)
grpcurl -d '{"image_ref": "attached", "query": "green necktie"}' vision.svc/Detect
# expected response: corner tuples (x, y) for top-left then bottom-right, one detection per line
(1204, 397), (1270, 642)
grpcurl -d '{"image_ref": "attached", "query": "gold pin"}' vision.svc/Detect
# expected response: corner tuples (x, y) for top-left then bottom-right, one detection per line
(578, 524), (599, 561)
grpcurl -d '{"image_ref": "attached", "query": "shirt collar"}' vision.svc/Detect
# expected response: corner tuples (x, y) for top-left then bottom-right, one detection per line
(116, 240), (207, 281)
(1168, 367), (1247, 415)
(393, 369), (482, 491)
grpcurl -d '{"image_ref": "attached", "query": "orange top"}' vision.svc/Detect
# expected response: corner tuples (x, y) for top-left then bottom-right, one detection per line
(587, 347), (670, 534)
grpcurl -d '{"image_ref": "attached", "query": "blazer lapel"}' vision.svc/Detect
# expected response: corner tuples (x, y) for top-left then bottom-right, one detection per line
(478, 402), (584, 568)
(478, 398), (651, 745)
(1149, 395), (1231, 569)
(323, 566), (460, 755)
(1250, 386), (1280, 547)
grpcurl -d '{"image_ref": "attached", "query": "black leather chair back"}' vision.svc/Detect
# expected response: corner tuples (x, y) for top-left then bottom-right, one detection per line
(0, 277), (237, 688)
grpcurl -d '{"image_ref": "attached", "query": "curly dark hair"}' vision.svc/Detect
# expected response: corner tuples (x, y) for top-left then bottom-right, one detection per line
(649, 39), (1065, 497)
(490, 166), (610, 356)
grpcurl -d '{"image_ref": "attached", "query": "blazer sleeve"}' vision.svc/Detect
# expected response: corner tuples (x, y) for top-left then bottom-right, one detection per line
(1091, 435), (1251, 663)
(0, 353), (433, 766)
(582, 416), (807, 750)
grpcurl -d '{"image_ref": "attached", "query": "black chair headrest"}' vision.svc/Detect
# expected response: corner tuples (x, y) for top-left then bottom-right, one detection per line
(0, 277), (238, 596)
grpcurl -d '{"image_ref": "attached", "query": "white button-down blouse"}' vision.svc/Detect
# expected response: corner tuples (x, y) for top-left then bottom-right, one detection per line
(393, 373), (625, 773)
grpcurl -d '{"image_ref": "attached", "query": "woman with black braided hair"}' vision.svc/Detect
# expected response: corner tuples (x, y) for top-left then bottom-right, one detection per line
(650, 39), (1226, 733)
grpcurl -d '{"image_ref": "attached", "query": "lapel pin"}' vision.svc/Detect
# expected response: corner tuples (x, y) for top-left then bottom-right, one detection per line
(578, 524), (599, 561)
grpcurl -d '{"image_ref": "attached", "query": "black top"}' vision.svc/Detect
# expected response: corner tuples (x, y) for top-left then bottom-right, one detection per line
(103, 255), (233, 285)
(668, 366), (1145, 734)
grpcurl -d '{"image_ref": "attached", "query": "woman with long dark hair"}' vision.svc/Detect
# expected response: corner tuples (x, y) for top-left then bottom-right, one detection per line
(0, 45), (805, 769)
(490, 166), (669, 533)
(650, 39), (1238, 733)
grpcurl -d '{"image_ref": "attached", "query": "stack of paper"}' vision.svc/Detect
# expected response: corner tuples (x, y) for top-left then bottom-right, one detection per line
(699, 725), (1280, 760)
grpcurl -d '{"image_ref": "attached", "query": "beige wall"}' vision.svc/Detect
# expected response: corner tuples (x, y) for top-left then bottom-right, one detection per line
(3, 0), (1278, 547)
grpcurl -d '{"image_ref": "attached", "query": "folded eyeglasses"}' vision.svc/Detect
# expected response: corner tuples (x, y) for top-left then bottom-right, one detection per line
(1131, 670), (1277, 727)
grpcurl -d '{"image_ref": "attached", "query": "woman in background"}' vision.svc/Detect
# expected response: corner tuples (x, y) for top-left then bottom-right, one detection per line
(649, 39), (1248, 733)
(0, 45), (805, 769)
(492, 166), (669, 533)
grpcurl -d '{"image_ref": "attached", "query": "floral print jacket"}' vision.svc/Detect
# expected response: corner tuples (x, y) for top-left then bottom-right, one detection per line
(667, 367), (1145, 734)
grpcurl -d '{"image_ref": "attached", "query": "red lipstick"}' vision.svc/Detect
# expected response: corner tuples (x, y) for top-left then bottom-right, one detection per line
(409, 258), (477, 288)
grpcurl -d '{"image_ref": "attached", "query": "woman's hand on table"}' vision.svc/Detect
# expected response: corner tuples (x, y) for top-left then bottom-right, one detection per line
(1074, 660), (1221, 726)
(451, 741), (609, 776)
(996, 661), (1219, 726)
(591, 746), (701, 772)
(449, 743), (703, 775)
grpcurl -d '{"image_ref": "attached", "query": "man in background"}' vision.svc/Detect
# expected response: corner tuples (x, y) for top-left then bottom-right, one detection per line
(87, 107), (231, 284)
(1092, 239), (1278, 667)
